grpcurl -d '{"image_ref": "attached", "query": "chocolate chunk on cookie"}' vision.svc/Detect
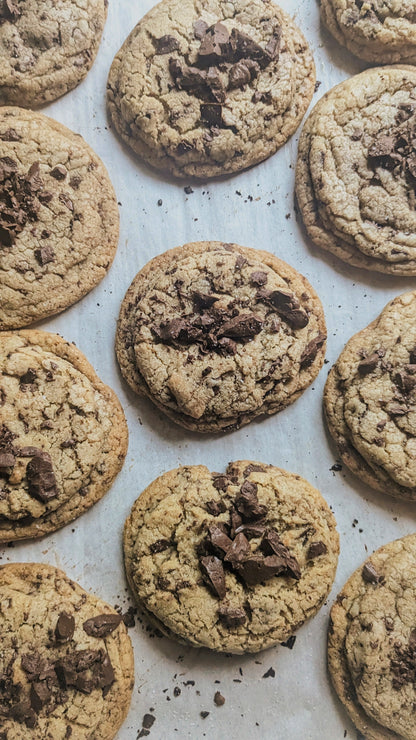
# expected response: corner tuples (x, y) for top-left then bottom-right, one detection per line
(0, 330), (128, 542)
(116, 241), (327, 433)
(296, 66), (416, 275)
(107, 0), (315, 178)
(0, 0), (107, 107)
(124, 461), (339, 653)
(0, 107), (119, 330)
(324, 290), (416, 500)
(321, 0), (416, 64)
(329, 533), (416, 740)
(0, 562), (134, 738)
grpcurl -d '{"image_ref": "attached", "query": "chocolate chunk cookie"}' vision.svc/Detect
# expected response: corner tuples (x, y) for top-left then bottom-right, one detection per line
(0, 562), (134, 738)
(328, 533), (416, 740)
(124, 461), (339, 653)
(116, 241), (327, 433)
(107, 0), (315, 178)
(296, 66), (416, 275)
(324, 291), (416, 500)
(0, 0), (107, 107)
(0, 107), (119, 330)
(0, 330), (128, 542)
(321, 0), (416, 64)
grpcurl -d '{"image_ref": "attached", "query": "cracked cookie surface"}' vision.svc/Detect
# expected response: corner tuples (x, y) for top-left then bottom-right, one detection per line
(0, 0), (107, 107)
(116, 241), (327, 433)
(328, 533), (416, 740)
(0, 562), (134, 739)
(321, 0), (416, 64)
(107, 0), (315, 179)
(296, 66), (416, 275)
(0, 330), (128, 542)
(0, 107), (119, 330)
(324, 291), (416, 500)
(124, 461), (339, 653)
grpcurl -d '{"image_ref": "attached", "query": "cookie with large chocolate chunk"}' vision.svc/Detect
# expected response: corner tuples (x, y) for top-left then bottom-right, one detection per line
(107, 0), (315, 178)
(0, 330), (128, 542)
(328, 533), (416, 740)
(0, 107), (119, 329)
(116, 241), (326, 433)
(0, 0), (107, 107)
(321, 0), (416, 64)
(296, 66), (416, 275)
(0, 562), (134, 738)
(124, 462), (339, 653)
(324, 291), (416, 500)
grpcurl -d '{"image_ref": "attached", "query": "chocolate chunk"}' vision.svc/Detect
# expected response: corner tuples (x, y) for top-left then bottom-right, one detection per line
(149, 539), (171, 553)
(0, 128), (21, 141)
(300, 333), (326, 368)
(83, 613), (123, 638)
(218, 313), (263, 339)
(262, 667), (275, 678)
(55, 611), (75, 642)
(234, 553), (289, 586)
(1, 0), (21, 22)
(229, 28), (270, 68)
(193, 292), (217, 310)
(9, 700), (37, 728)
(21, 652), (44, 680)
(307, 541), (327, 560)
(243, 464), (265, 477)
(0, 451), (15, 469)
(155, 35), (180, 54)
(224, 532), (251, 566)
(34, 245), (55, 266)
(201, 103), (223, 127)
(179, 65), (208, 93)
(200, 555), (226, 599)
(257, 288), (309, 329)
(30, 681), (51, 712)
(281, 635), (296, 649)
(214, 690), (225, 706)
(250, 271), (268, 286)
(260, 529), (301, 579)
(362, 562), (382, 584)
(265, 28), (281, 59)
(235, 254), (247, 270)
(193, 19), (208, 39)
(26, 454), (58, 502)
(228, 59), (260, 89)
(212, 474), (230, 491)
(206, 67), (226, 103)
(207, 525), (233, 558)
(198, 22), (231, 66)
(205, 499), (226, 516)
(235, 480), (267, 521)
(394, 369), (416, 394)
(142, 714), (156, 730)
(50, 165), (67, 180)
(358, 352), (381, 375)
(252, 91), (272, 104)
(217, 337), (237, 355)
(234, 522), (266, 539)
(217, 604), (247, 628)
(58, 193), (73, 211)
(20, 367), (37, 385)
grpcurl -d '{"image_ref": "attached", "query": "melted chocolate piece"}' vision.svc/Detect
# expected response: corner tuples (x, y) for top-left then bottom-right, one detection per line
(218, 313), (263, 339)
(55, 612), (75, 642)
(199, 555), (226, 599)
(300, 333), (326, 368)
(307, 541), (327, 560)
(82, 613), (123, 638)
(155, 35), (180, 54)
(228, 59), (260, 89)
(26, 453), (58, 502)
(257, 288), (309, 329)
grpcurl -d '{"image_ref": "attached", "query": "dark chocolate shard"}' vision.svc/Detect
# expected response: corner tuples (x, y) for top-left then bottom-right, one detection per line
(30, 681), (51, 712)
(149, 539), (171, 553)
(223, 532), (251, 566)
(207, 525), (233, 558)
(257, 288), (309, 329)
(228, 59), (260, 89)
(50, 165), (67, 180)
(193, 19), (209, 39)
(235, 480), (267, 521)
(234, 553), (289, 586)
(229, 28), (270, 68)
(9, 700), (37, 728)
(206, 67), (226, 103)
(26, 453), (58, 502)
(20, 367), (37, 385)
(205, 499), (227, 516)
(358, 352), (381, 375)
(192, 292), (217, 311)
(34, 245), (55, 266)
(212, 474), (230, 491)
(250, 271), (268, 286)
(307, 541), (328, 560)
(300, 333), (326, 368)
(201, 103), (223, 127)
(83, 613), (123, 638)
(218, 604), (247, 628)
(265, 28), (281, 59)
(362, 561), (382, 584)
(218, 313), (263, 339)
(200, 555), (226, 599)
(260, 529), (301, 579)
(55, 611), (75, 642)
(155, 35), (180, 54)
(198, 22), (231, 66)
(394, 369), (416, 394)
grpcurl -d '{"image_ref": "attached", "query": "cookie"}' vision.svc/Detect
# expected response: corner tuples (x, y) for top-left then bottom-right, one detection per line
(0, 330), (128, 542)
(321, 0), (416, 65)
(116, 241), (327, 433)
(124, 461), (339, 653)
(0, 562), (134, 739)
(328, 533), (416, 740)
(324, 290), (416, 501)
(0, 107), (119, 330)
(0, 0), (107, 107)
(296, 66), (416, 275)
(107, 0), (315, 179)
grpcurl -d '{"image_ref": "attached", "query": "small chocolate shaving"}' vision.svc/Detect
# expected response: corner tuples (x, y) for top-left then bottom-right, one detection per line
(362, 562), (382, 584)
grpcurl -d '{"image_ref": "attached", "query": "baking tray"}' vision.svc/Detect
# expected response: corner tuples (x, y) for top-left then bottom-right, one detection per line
(3, 1), (416, 738)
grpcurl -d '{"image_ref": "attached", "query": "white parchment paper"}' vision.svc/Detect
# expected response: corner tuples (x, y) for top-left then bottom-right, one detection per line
(3, 1), (416, 738)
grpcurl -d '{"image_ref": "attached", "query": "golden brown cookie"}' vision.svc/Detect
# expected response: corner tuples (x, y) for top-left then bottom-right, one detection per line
(124, 461), (339, 653)
(0, 330), (128, 542)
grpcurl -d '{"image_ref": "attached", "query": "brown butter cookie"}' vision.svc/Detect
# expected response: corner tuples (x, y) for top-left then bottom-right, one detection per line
(124, 461), (339, 653)
(116, 241), (327, 433)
